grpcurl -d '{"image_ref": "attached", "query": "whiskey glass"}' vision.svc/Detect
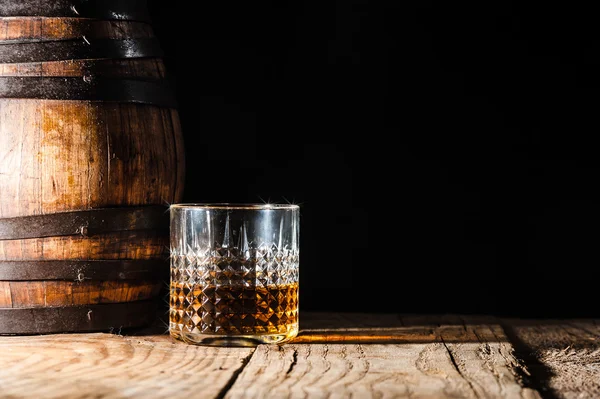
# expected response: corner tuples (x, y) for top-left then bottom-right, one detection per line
(169, 204), (300, 346)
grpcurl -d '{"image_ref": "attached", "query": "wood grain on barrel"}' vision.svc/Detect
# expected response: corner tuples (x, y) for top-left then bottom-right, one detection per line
(0, 18), (154, 41)
(0, 17), (184, 219)
(0, 229), (167, 316)
(0, 101), (183, 219)
(0, 280), (162, 307)
(0, 231), (168, 260)
(0, 58), (167, 78)
(0, 18), (166, 78)
(0, 5), (184, 332)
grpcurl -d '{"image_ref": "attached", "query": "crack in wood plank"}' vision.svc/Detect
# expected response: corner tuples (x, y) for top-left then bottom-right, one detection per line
(286, 348), (299, 376)
(215, 350), (256, 399)
(441, 336), (481, 399)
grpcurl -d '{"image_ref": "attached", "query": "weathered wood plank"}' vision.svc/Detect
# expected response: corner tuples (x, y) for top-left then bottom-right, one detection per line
(504, 319), (600, 399)
(226, 313), (540, 399)
(8, 313), (588, 399)
(0, 333), (254, 399)
(436, 315), (539, 399)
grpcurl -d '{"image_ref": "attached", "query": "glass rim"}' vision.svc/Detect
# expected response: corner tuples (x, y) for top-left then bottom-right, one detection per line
(170, 203), (300, 210)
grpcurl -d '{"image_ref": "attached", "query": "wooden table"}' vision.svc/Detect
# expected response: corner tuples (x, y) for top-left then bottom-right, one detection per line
(1, 312), (598, 398)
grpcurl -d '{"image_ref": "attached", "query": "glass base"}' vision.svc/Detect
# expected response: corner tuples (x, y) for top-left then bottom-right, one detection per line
(170, 325), (299, 347)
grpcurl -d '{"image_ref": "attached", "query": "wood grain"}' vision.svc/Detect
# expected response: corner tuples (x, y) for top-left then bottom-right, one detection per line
(0, 13), (185, 220)
(0, 5), (184, 330)
(4, 313), (599, 399)
(0, 18), (154, 42)
(0, 333), (253, 399)
(0, 231), (168, 260)
(506, 319), (600, 399)
(226, 313), (540, 399)
(0, 280), (162, 307)
(0, 101), (184, 219)
(0, 18), (165, 78)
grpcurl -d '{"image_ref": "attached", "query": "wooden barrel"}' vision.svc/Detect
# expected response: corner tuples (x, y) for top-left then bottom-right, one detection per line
(0, 0), (185, 334)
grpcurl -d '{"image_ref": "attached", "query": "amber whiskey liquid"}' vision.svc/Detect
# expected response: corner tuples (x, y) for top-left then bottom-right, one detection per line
(169, 281), (299, 345)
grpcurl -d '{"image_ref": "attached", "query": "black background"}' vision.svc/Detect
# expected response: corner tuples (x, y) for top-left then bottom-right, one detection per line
(147, 1), (599, 318)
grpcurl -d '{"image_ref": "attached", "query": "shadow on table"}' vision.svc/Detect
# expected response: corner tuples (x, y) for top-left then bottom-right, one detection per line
(127, 311), (600, 346)
(127, 310), (480, 343)
(292, 311), (501, 344)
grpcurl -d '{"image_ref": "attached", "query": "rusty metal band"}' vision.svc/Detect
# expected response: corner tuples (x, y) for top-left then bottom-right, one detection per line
(0, 300), (159, 335)
(0, 259), (168, 281)
(0, 38), (164, 64)
(0, 77), (177, 108)
(0, 0), (151, 22)
(0, 206), (169, 241)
